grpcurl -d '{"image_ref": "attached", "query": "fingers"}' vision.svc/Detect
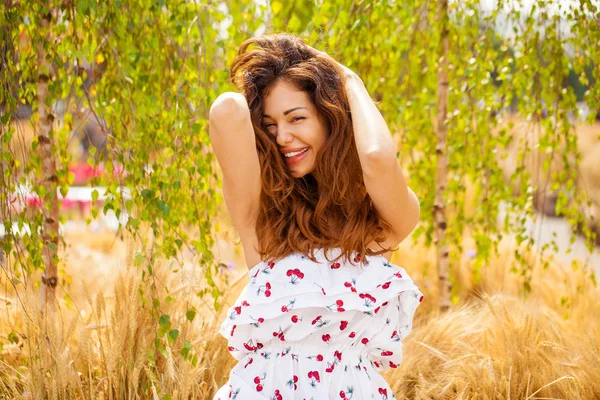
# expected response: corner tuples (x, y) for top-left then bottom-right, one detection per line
(306, 43), (328, 58)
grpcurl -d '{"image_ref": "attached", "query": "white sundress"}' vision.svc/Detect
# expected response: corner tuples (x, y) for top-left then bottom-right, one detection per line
(213, 247), (424, 400)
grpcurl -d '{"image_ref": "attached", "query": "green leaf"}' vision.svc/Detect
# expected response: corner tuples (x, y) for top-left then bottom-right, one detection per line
(8, 331), (19, 344)
(185, 307), (196, 322)
(157, 200), (170, 215)
(272, 0), (282, 14)
(141, 189), (154, 201)
(168, 329), (179, 342)
(158, 314), (170, 326)
(76, 0), (89, 14)
(287, 14), (301, 31)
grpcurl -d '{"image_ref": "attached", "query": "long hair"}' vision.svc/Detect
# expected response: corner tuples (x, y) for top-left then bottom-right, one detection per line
(229, 33), (396, 266)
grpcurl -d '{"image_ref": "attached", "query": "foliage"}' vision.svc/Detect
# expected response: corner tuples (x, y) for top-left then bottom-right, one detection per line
(1, 0), (598, 397)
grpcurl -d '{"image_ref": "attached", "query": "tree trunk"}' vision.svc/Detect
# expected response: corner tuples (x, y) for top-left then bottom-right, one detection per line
(435, 0), (452, 312)
(36, 11), (59, 310)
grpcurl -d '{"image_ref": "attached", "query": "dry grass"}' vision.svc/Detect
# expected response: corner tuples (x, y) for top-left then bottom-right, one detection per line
(1, 218), (599, 399)
(380, 235), (600, 399)
(0, 212), (228, 396)
(1, 117), (598, 398)
(3, 120), (36, 182)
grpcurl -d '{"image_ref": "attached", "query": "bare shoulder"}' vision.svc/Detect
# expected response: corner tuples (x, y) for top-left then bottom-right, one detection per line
(209, 92), (249, 116)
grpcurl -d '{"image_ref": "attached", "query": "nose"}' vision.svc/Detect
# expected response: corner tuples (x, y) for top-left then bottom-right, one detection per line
(275, 126), (294, 147)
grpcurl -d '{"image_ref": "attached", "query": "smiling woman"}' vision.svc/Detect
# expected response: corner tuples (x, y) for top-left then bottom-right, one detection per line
(223, 33), (405, 265)
(261, 79), (330, 178)
(210, 33), (423, 400)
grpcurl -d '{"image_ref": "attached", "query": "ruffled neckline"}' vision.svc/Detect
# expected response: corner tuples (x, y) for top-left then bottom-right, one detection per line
(247, 247), (386, 276)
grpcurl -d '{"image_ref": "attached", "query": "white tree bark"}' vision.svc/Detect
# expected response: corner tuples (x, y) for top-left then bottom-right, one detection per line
(435, 0), (452, 312)
(36, 11), (59, 310)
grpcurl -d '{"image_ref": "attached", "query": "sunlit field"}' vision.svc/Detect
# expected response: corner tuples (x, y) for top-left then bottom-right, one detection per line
(1, 183), (599, 399)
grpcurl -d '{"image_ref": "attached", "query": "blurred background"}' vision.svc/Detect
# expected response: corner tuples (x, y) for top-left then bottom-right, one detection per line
(1, 0), (599, 398)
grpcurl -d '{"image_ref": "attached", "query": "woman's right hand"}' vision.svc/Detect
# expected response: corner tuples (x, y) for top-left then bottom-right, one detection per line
(305, 44), (360, 83)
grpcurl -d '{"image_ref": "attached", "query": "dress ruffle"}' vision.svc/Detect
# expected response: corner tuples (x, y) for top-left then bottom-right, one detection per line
(218, 248), (423, 372)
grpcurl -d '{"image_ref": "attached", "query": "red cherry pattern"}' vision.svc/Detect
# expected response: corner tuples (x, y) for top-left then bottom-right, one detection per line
(334, 350), (342, 361)
(286, 268), (304, 284)
(339, 387), (355, 398)
(272, 329), (285, 341)
(307, 370), (320, 382)
(253, 373), (266, 392)
(327, 299), (346, 312)
(281, 299), (295, 313)
(257, 282), (272, 297)
(243, 341), (264, 352)
(221, 253), (424, 396)
(285, 374), (299, 392)
(343, 279), (357, 293)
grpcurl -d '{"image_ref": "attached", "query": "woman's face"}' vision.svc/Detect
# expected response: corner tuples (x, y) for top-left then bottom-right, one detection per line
(262, 79), (329, 178)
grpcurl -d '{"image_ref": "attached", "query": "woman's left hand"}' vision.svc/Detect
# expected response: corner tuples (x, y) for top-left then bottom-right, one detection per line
(305, 44), (361, 82)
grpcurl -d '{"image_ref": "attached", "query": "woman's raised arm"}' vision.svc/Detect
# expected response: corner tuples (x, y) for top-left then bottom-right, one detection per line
(209, 92), (261, 229)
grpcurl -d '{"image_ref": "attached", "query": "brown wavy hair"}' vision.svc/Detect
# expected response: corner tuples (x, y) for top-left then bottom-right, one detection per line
(229, 33), (396, 267)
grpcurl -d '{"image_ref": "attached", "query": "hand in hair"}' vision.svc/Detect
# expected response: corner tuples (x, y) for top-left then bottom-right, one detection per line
(305, 44), (360, 83)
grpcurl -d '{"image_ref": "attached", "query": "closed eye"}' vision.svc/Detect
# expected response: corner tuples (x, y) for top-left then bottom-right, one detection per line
(264, 116), (305, 128)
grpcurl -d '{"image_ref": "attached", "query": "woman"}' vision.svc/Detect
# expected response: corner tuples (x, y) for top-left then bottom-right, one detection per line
(210, 33), (423, 399)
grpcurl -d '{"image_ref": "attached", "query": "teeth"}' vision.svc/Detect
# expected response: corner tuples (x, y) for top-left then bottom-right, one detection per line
(284, 148), (308, 158)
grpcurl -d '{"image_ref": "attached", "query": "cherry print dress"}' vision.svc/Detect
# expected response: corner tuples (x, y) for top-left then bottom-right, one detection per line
(213, 247), (424, 400)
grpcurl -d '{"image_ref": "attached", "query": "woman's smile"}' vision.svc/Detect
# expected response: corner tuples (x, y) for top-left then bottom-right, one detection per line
(284, 147), (310, 166)
(262, 79), (329, 178)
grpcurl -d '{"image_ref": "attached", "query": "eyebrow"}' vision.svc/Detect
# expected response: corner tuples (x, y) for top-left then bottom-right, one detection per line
(263, 107), (307, 119)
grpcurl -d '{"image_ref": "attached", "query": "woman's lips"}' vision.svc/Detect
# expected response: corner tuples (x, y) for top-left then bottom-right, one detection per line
(284, 147), (309, 166)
